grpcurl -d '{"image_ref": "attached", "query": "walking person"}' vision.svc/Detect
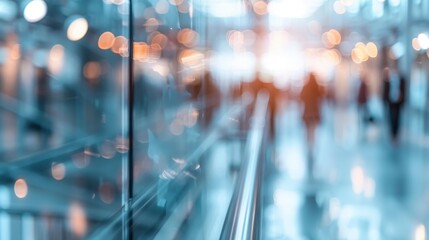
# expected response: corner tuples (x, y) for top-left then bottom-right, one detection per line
(300, 72), (324, 179)
(382, 67), (406, 145)
(357, 71), (372, 138)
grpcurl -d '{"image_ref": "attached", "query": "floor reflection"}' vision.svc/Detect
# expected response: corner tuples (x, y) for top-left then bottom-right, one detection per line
(263, 103), (429, 240)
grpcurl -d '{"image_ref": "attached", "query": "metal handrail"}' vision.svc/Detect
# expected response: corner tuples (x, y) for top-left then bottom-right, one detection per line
(87, 98), (251, 240)
(220, 91), (269, 240)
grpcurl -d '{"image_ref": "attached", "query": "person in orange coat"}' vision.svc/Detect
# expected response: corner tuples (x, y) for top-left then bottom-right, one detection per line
(300, 72), (324, 151)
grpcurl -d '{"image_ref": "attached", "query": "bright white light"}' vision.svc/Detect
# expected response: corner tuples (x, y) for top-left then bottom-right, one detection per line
(372, 0), (384, 17)
(23, 0), (47, 23)
(415, 224), (426, 240)
(210, 51), (256, 84)
(389, 0), (401, 7)
(67, 17), (88, 41)
(273, 189), (301, 208)
(347, 0), (360, 14)
(418, 33), (429, 50)
(195, 0), (245, 18)
(262, 40), (305, 88)
(333, 1), (346, 15)
(269, 0), (326, 18)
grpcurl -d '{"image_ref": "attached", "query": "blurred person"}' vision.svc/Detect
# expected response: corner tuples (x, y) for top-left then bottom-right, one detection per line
(300, 72), (324, 178)
(27, 66), (52, 144)
(357, 71), (374, 137)
(382, 67), (405, 144)
(300, 72), (324, 150)
(244, 72), (280, 142)
(185, 70), (221, 129)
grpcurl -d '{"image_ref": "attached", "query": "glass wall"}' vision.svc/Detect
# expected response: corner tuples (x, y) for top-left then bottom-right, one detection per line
(4, 0), (429, 239)
(0, 0), (238, 239)
(0, 0), (129, 238)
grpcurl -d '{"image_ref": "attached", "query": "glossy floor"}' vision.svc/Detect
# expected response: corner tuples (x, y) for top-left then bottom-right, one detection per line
(263, 102), (429, 240)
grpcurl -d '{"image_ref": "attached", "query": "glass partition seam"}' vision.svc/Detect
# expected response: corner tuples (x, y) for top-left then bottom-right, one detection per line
(126, 0), (134, 239)
(87, 100), (247, 239)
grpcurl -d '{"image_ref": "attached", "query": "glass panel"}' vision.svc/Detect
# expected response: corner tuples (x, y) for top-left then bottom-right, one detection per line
(0, 0), (129, 239)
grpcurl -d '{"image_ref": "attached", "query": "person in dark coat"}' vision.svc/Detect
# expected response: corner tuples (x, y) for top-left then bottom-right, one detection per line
(185, 71), (221, 129)
(382, 67), (405, 144)
(357, 72), (370, 121)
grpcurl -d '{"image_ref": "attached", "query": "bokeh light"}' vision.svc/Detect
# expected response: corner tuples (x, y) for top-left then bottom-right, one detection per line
(415, 224), (426, 240)
(83, 61), (102, 81)
(253, 1), (268, 15)
(155, 0), (170, 14)
(67, 17), (89, 41)
(14, 179), (28, 199)
(177, 28), (199, 48)
(99, 182), (115, 204)
(418, 33), (429, 50)
(111, 36), (128, 55)
(48, 44), (65, 74)
(68, 202), (88, 237)
(413, 37), (422, 51)
(51, 162), (66, 181)
(9, 44), (20, 60)
(365, 42), (378, 58)
(23, 0), (47, 23)
(98, 32), (115, 50)
(333, 1), (346, 14)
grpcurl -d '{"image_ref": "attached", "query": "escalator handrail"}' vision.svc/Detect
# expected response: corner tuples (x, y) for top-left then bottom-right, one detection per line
(87, 97), (251, 239)
(220, 91), (269, 240)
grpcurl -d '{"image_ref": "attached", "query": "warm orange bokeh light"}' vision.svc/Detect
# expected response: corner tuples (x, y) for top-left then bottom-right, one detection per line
(111, 36), (128, 55)
(69, 202), (88, 237)
(413, 37), (422, 51)
(83, 61), (102, 81)
(51, 162), (66, 180)
(150, 32), (168, 49)
(14, 179), (28, 199)
(365, 42), (378, 58)
(327, 29), (341, 46)
(253, 1), (268, 15)
(98, 31), (115, 50)
(10, 44), (20, 60)
(133, 42), (149, 61)
(177, 28), (199, 48)
(48, 44), (65, 74)
(178, 49), (204, 66)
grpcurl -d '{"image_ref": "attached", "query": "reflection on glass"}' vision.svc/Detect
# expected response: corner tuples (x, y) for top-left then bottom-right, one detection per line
(1, 0), (429, 239)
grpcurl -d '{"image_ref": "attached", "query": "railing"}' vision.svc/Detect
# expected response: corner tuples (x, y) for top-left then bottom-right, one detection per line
(0, 92), (267, 240)
(0, 93), (248, 239)
(220, 91), (269, 240)
(85, 97), (250, 239)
